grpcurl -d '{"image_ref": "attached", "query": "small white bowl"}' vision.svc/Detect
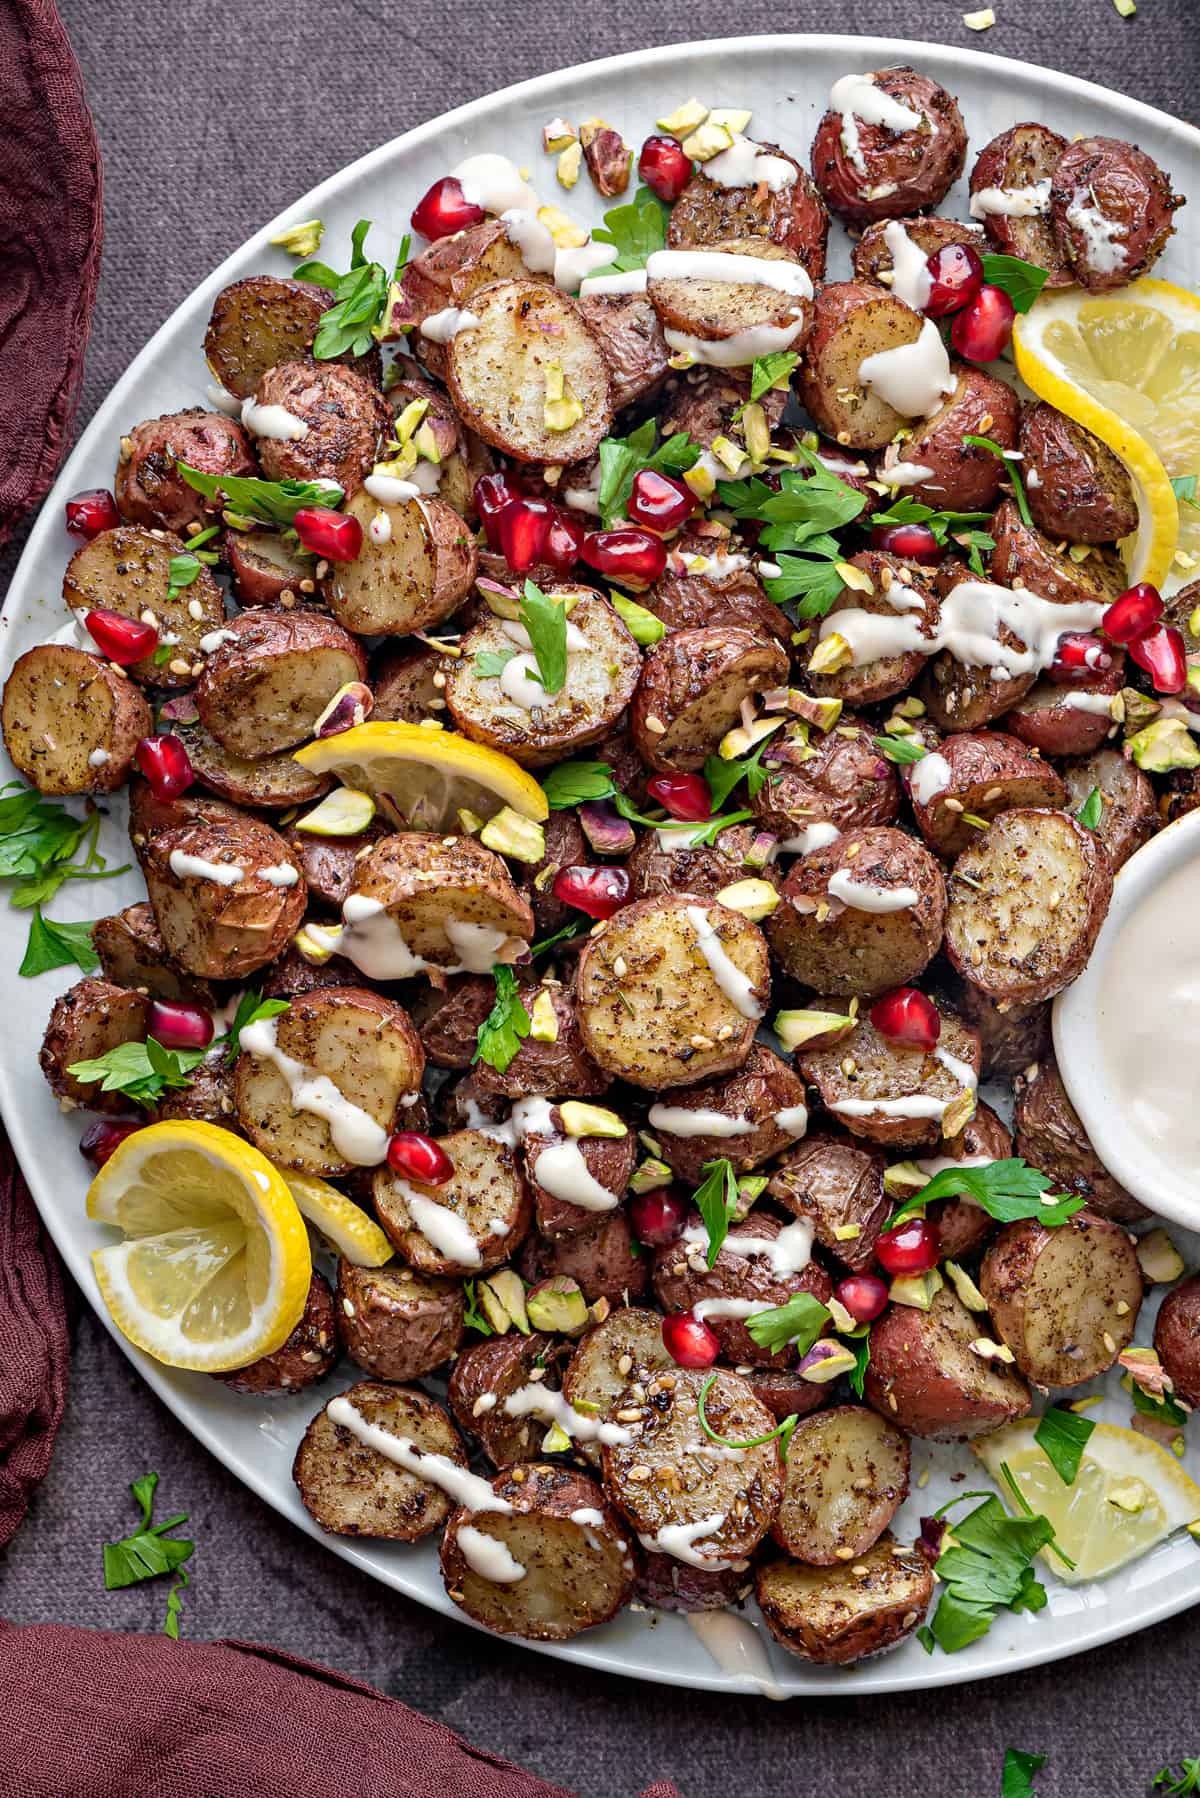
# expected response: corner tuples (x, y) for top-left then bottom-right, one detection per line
(1053, 805), (1200, 1230)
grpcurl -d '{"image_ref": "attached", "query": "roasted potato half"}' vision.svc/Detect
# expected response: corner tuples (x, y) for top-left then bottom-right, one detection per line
(2, 646), (151, 796)
(372, 1127), (531, 1275)
(341, 833), (533, 980)
(646, 1043), (808, 1185)
(205, 275), (380, 397)
(797, 283), (926, 449)
(323, 492), (476, 637)
(195, 609), (366, 759)
(294, 1381), (467, 1540)
(810, 67), (967, 225)
(336, 1259), (465, 1382)
(631, 626), (789, 773)
(756, 1534), (933, 1664)
(62, 524), (225, 689)
(772, 1406), (909, 1565)
(667, 143), (830, 278)
(908, 730), (1067, 860)
(140, 811), (306, 979)
(1012, 1058), (1146, 1223)
(865, 1285), (1031, 1441)
(39, 977), (149, 1114)
(980, 1210), (1143, 1386)
(797, 1003), (980, 1150)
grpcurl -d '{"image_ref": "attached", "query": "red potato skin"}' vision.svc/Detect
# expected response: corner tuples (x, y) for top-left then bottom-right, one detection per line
(864, 1289), (1032, 1441)
(766, 1131), (890, 1273)
(1002, 659), (1122, 759)
(908, 729), (1069, 861)
(1050, 135), (1183, 291)
(250, 360), (390, 495)
(969, 124), (1072, 286)
(667, 145), (830, 278)
(752, 719), (901, 838)
(652, 1210), (835, 1368)
(851, 215), (984, 287)
(797, 283), (924, 449)
(213, 1271), (337, 1395)
(116, 409), (257, 533)
(518, 1208), (650, 1308)
(880, 367), (1019, 514)
(1154, 1276), (1200, 1409)
(979, 1209), (1143, 1385)
(810, 69), (967, 225)
(1020, 402), (1139, 546)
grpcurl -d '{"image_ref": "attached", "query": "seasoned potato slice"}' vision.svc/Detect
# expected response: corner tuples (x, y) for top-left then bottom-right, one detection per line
(204, 274), (379, 397)
(653, 1210), (834, 1368)
(445, 280), (612, 465)
(752, 716), (901, 838)
(248, 361), (388, 494)
(471, 983), (611, 1102)
(1061, 747), (1155, 872)
(631, 626), (789, 773)
(372, 1127), (531, 1275)
(909, 731), (1067, 860)
(767, 1130), (890, 1271)
(865, 1285), (1031, 1440)
(223, 528), (310, 608)
(448, 1332), (571, 1466)
(981, 1210), (1143, 1386)
(174, 719), (332, 810)
(336, 1260), (465, 1381)
(797, 283), (925, 449)
(562, 1310), (675, 1466)
(371, 641), (448, 725)
(91, 903), (212, 1004)
(944, 807), (1113, 1005)
(293, 1381), (467, 1540)
(1013, 1059), (1145, 1223)
(647, 1044), (807, 1185)
(1154, 1276), (1200, 1409)
(756, 1534), (933, 1664)
(441, 1463), (636, 1641)
(575, 290), (669, 411)
(667, 144), (830, 278)
(878, 364), (1018, 512)
(324, 492), (476, 637)
(195, 609), (366, 758)
(115, 409), (256, 534)
(772, 1407), (909, 1565)
(445, 593), (641, 767)
(576, 894), (770, 1090)
(1001, 668), (1121, 760)
(523, 1114), (636, 1240)
(62, 525), (225, 689)
(969, 124), (1071, 284)
(1020, 400), (1138, 544)
(384, 221), (547, 338)
(647, 238), (812, 349)
(797, 1003), (980, 1149)
(39, 977), (149, 1114)
(235, 984), (424, 1175)
(518, 1209), (650, 1309)
(807, 552), (938, 708)
(140, 812), (306, 979)
(341, 833), (533, 980)
(989, 499), (1126, 608)
(2, 646), (151, 795)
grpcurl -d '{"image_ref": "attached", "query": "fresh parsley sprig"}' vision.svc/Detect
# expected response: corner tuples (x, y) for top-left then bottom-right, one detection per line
(980, 253), (1049, 314)
(19, 909), (99, 978)
(918, 1492), (1053, 1655)
(0, 786), (130, 973)
(1075, 786), (1103, 831)
(474, 965), (531, 1074)
(221, 992), (290, 1063)
(177, 463), (344, 528)
(964, 434), (1034, 528)
(848, 1331), (870, 1399)
(67, 1037), (206, 1108)
(293, 219), (405, 358)
(537, 758), (750, 845)
(703, 719), (784, 810)
(744, 1292), (831, 1358)
(717, 446), (867, 616)
(103, 1471), (194, 1639)
(587, 184), (669, 280)
(1127, 1375), (1189, 1429)
(697, 1371), (801, 1460)
(693, 1158), (741, 1267)
(1155, 1760), (1200, 1794)
(869, 493), (996, 575)
(1034, 1405), (1095, 1486)
(1001, 1749), (1047, 1797)
(749, 351), (799, 402)
(519, 580), (568, 696)
(597, 417), (701, 525)
(887, 1158), (1085, 1229)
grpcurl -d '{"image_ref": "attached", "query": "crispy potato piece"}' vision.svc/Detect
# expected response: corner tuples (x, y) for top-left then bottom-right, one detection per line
(195, 609), (366, 758)
(879, 365), (1019, 512)
(562, 1310), (675, 1466)
(445, 593), (640, 767)
(625, 823), (771, 904)
(204, 275), (380, 397)
(342, 833), (533, 979)
(969, 124), (1071, 284)
(647, 238), (812, 349)
(852, 215), (984, 287)
(930, 965), (1051, 1083)
(636, 1554), (754, 1614)
(753, 718), (902, 838)
(647, 1044), (807, 1185)
(447, 1332), (571, 1466)
(808, 552), (938, 708)
(667, 144), (830, 278)
(283, 823), (385, 914)
(772, 1407), (909, 1565)
(91, 903), (213, 1004)
(920, 654), (1035, 736)
(757, 1534), (933, 1664)
(116, 409), (256, 534)
(810, 67), (967, 225)
(575, 290), (669, 411)
(944, 807), (1113, 1005)
(523, 1114), (636, 1240)
(602, 1368), (783, 1564)
(767, 1130), (889, 1272)
(865, 1285), (1031, 1440)
(743, 1367), (828, 1423)
(39, 977), (149, 1114)
(214, 1271), (336, 1395)
(645, 538), (791, 646)
(767, 825), (946, 1000)
(62, 524), (225, 689)
(981, 1210), (1143, 1385)
(989, 499), (1127, 607)
(259, 944), (361, 1001)
(797, 1003), (980, 1149)
(1063, 747), (1156, 872)
(2, 645), (151, 795)
(1012, 1058), (1146, 1223)
(336, 1260), (464, 1381)
(235, 985), (424, 1175)
(1050, 135), (1181, 292)
(140, 812), (305, 979)
(223, 528), (311, 607)
(576, 893), (770, 1090)
(440, 1463), (637, 1641)
(631, 626), (789, 773)
(1020, 401), (1138, 543)
(372, 1127), (531, 1275)
(797, 282), (925, 449)
(248, 360), (389, 494)
(153, 1053), (240, 1128)
(446, 280), (612, 465)
(922, 1099), (1011, 1260)
(175, 719), (333, 810)
(513, 811), (589, 936)
(1154, 1276), (1200, 1409)
(324, 492), (476, 637)
(909, 730), (1067, 860)
(294, 1381), (467, 1539)
(653, 1210), (834, 1368)
(371, 641), (449, 725)
(519, 1207), (650, 1308)
(1002, 666), (1122, 759)
(384, 221), (547, 339)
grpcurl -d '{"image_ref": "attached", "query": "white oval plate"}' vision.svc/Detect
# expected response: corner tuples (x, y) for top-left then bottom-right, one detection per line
(4, 34), (1200, 1698)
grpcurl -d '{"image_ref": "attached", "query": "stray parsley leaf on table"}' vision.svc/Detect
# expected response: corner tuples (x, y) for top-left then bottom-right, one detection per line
(887, 1158), (1085, 1229)
(693, 1159), (740, 1267)
(519, 580), (568, 696)
(0, 785), (129, 971)
(919, 1493), (1054, 1654)
(67, 1037), (206, 1108)
(220, 992), (290, 1063)
(103, 1471), (194, 1639)
(588, 184), (669, 279)
(177, 463), (344, 527)
(1001, 1749), (1047, 1797)
(1034, 1406), (1095, 1486)
(474, 965), (531, 1074)
(597, 417), (700, 525)
(745, 1292), (831, 1358)
(1155, 1761), (1200, 1794)
(18, 909), (99, 978)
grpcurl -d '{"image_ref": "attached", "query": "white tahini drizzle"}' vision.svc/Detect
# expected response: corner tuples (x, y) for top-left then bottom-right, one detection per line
(881, 458), (936, 490)
(882, 220), (933, 312)
(969, 179), (1052, 218)
(453, 152), (538, 215)
(578, 269), (649, 297)
(369, 510), (392, 546)
(456, 1525), (526, 1583)
(1064, 199), (1127, 273)
(205, 382), (242, 415)
(934, 1045), (979, 1091)
(87, 747), (110, 767)
(664, 318), (808, 369)
(240, 397), (308, 441)
(686, 906), (764, 1019)
(364, 472), (421, 504)
(327, 1396), (511, 1512)
(683, 1217), (814, 1276)
(256, 863), (300, 888)
(638, 1514), (732, 1570)
(818, 579), (1108, 678)
(398, 1183), (483, 1270)
(168, 850), (245, 887)
(502, 1385), (633, 1446)
(198, 627), (239, 655)
(909, 750), (953, 806)
(530, 1139), (620, 1213)
(686, 1614), (786, 1701)
(499, 208), (613, 293)
(830, 73), (925, 176)
(1062, 691), (1115, 715)
(419, 306), (481, 343)
(239, 1015), (390, 1165)
(858, 318), (956, 418)
(336, 895), (524, 981)
(703, 136), (797, 192)
(831, 1094), (950, 1120)
(827, 870), (918, 913)
(648, 1105), (756, 1139)
(646, 250), (813, 300)
(444, 915), (515, 974)
(692, 1297), (772, 1322)
(779, 822), (841, 855)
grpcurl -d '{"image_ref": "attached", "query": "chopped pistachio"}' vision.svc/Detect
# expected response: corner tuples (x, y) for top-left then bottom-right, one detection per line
(833, 1223), (862, 1242)
(537, 204), (589, 249)
(890, 1268), (944, 1311)
(629, 1156), (673, 1194)
(1112, 0), (1136, 14)
(556, 142), (583, 189)
(969, 1335), (1015, 1362)
(941, 1088), (977, 1139)
(835, 561), (875, 594)
(773, 1007), (855, 1050)
(799, 1340), (857, 1383)
(483, 1270), (530, 1335)
(741, 402), (771, 465)
(542, 117), (577, 152)
(1128, 716), (1200, 772)
(456, 808), (483, 835)
(683, 461), (716, 500)
(945, 1260), (988, 1312)
(706, 107), (753, 134)
(270, 217), (324, 257)
(480, 806), (546, 864)
(292, 922), (344, 964)
(1119, 686), (1162, 736)
(528, 990), (560, 1044)
(708, 434), (749, 475)
(789, 691), (842, 732)
(656, 98), (709, 137)
(526, 1275), (590, 1334)
(1136, 1227), (1186, 1285)
(883, 1161), (927, 1194)
(560, 1101), (627, 1139)
(963, 10), (996, 30)
(542, 1422), (573, 1453)
(681, 121), (734, 161)
(714, 877), (780, 921)
(610, 591), (666, 645)
(718, 715), (780, 760)
(1107, 1478), (1149, 1513)
(808, 632), (852, 676)
(294, 787), (376, 837)
(543, 361), (585, 432)
(412, 421), (443, 465)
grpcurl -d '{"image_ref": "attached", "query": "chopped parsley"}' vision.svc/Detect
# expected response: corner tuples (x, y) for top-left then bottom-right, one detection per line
(703, 719), (784, 809)
(918, 1492), (1053, 1654)
(292, 219), (404, 357)
(1075, 786), (1103, 831)
(964, 434), (1034, 529)
(980, 253), (1050, 314)
(19, 909), (99, 979)
(692, 1158), (740, 1267)
(873, 733), (929, 766)
(744, 1292), (831, 1358)
(473, 965), (531, 1074)
(462, 1279), (495, 1336)
(1155, 1761), (1200, 1794)
(177, 464), (344, 527)
(749, 351), (799, 401)
(1001, 1749), (1047, 1796)
(103, 1471), (194, 1639)
(519, 580), (568, 696)
(1033, 1405), (1095, 1486)
(66, 1038), (206, 1108)
(588, 183), (670, 280)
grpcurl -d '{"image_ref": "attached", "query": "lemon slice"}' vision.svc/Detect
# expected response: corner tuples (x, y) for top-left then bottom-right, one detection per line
(283, 1170), (394, 1266)
(86, 1121), (312, 1371)
(972, 1418), (1200, 1584)
(293, 722), (548, 833)
(1012, 278), (1200, 589)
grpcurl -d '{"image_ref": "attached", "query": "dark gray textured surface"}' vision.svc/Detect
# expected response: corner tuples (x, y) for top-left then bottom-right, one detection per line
(2, 3), (1200, 1792)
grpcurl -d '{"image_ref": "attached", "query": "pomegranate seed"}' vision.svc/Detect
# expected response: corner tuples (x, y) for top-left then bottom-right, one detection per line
(579, 527), (668, 589)
(870, 522), (941, 566)
(134, 734), (194, 800)
(498, 497), (552, 573)
(626, 469), (697, 536)
(923, 242), (984, 318)
(84, 607), (157, 666)
(629, 1186), (689, 1247)
(1048, 631), (1114, 684)
(65, 488), (120, 539)
(79, 1118), (141, 1168)
(410, 176), (485, 241)
(293, 507), (362, 563)
(147, 1000), (214, 1051)
(662, 1310), (720, 1369)
(638, 135), (694, 204)
(1129, 624), (1187, 695)
(543, 506), (585, 573)
(876, 1216), (940, 1276)
(869, 988), (941, 1049)
(950, 284), (1015, 363)
(474, 473), (520, 548)
(387, 1131), (455, 1185)
(1102, 582), (1163, 645)
(836, 1273), (889, 1323)
(646, 772), (712, 822)
(552, 864), (631, 919)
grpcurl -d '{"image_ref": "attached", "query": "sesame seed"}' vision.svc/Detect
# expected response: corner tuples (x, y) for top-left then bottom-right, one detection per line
(834, 1546), (855, 1561)
(315, 559), (329, 579)
(943, 797), (964, 813)
(510, 1467), (527, 1483)
(299, 578), (316, 594)
(690, 1034), (714, 1049)
(627, 1464), (652, 1483)
(616, 1407), (642, 1423)
(851, 1563), (869, 1577)
(845, 842), (861, 859)
(432, 671), (447, 690)
(716, 1023), (734, 1040)
(613, 956), (628, 977)
(140, 609), (158, 626)
(617, 1353), (634, 1377)
(187, 598), (204, 621)
(529, 1366), (546, 1383)
(1103, 1330), (1117, 1353)
(901, 1610), (919, 1628)
(168, 658), (191, 676)
(342, 1299), (356, 1317)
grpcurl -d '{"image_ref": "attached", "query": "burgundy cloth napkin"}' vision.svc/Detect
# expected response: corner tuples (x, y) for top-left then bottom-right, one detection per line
(0, 0), (103, 545)
(0, 1147), (69, 1549)
(0, 1623), (683, 1798)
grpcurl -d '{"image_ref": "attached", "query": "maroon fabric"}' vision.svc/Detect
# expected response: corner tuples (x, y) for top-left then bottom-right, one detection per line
(0, 1143), (68, 1549)
(0, 0), (103, 544)
(0, 1623), (682, 1798)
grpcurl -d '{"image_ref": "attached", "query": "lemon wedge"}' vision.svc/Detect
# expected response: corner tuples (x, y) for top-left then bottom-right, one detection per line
(293, 722), (548, 834)
(283, 1170), (394, 1266)
(1013, 278), (1200, 589)
(86, 1121), (312, 1371)
(972, 1418), (1200, 1584)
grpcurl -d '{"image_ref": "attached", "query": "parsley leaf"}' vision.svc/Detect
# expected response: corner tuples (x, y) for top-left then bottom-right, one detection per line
(749, 351), (799, 402)
(1155, 1760), (1200, 1793)
(475, 648), (517, 679)
(1127, 1376), (1189, 1428)
(530, 919), (591, 958)
(462, 1278), (495, 1336)
(177, 463), (344, 527)
(221, 992), (290, 1063)
(719, 449), (866, 539)
(103, 1470), (194, 1638)
(519, 580), (567, 695)
(693, 1158), (740, 1267)
(597, 418), (700, 526)
(964, 434), (1034, 528)
(67, 1037), (206, 1108)
(165, 553), (202, 606)
(848, 1332), (871, 1399)
(924, 1494), (1054, 1653)
(19, 909), (99, 978)
(703, 720), (784, 810)
(1034, 1406), (1094, 1485)
(745, 1292), (831, 1358)
(1172, 475), (1200, 511)
(1075, 785), (1103, 831)
(887, 1158), (1085, 1228)
(980, 254), (1049, 314)
(294, 219), (391, 358)
(540, 760), (618, 810)
(473, 966), (531, 1074)
(873, 733), (928, 766)
(589, 184), (669, 277)
(762, 553), (850, 617)
(1001, 1749), (1047, 1797)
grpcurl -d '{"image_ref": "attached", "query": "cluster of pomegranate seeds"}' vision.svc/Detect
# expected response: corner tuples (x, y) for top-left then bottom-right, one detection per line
(637, 135), (693, 204)
(646, 772), (711, 821)
(869, 987), (941, 1050)
(836, 1273), (889, 1324)
(922, 242), (984, 319)
(79, 1118), (140, 1169)
(147, 1000), (213, 1051)
(410, 176), (484, 241)
(950, 285), (1015, 363)
(65, 488), (120, 540)
(1100, 583), (1187, 693)
(870, 521), (941, 565)
(551, 863), (631, 919)
(134, 734), (194, 800)
(661, 1309), (720, 1369)
(387, 1131), (455, 1184)
(875, 1215), (940, 1276)
(1048, 630), (1113, 683)
(625, 469), (696, 535)
(292, 506), (362, 563)
(84, 607), (156, 666)
(579, 527), (668, 588)
(629, 1186), (688, 1247)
